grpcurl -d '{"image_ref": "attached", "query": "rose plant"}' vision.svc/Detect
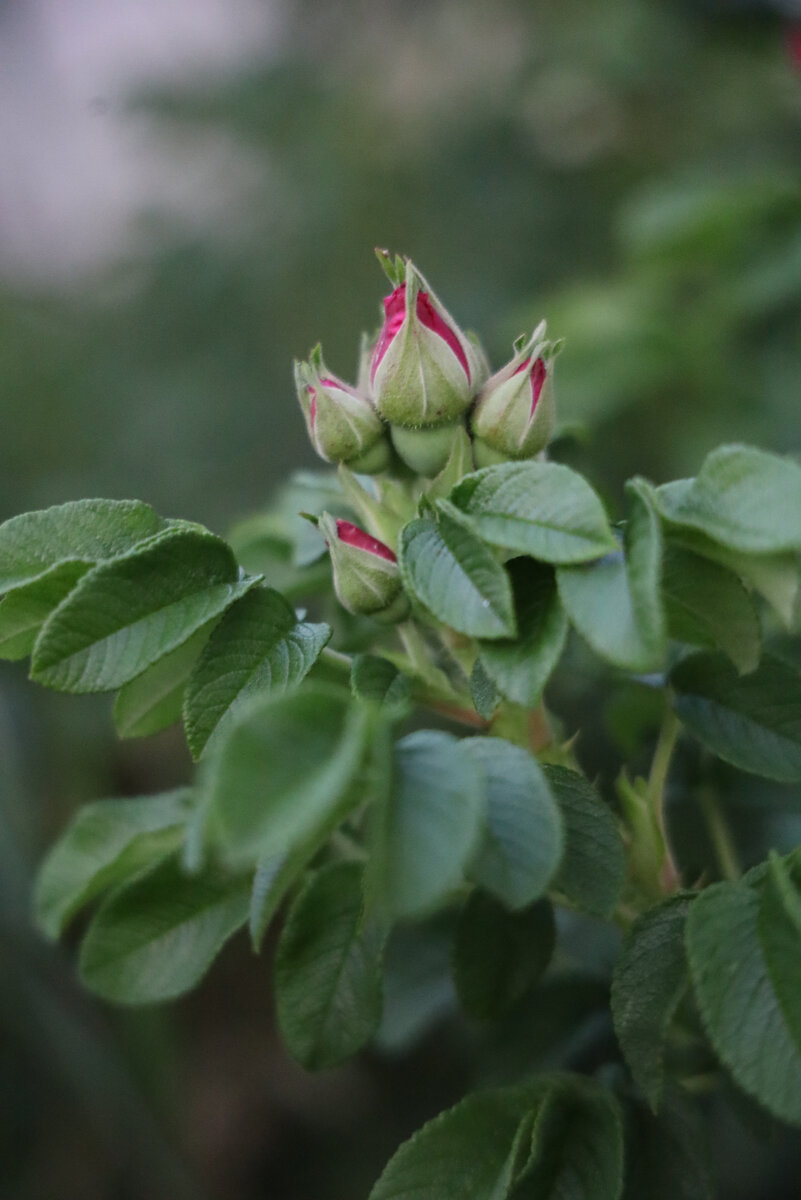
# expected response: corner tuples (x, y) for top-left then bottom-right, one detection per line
(3, 252), (801, 1198)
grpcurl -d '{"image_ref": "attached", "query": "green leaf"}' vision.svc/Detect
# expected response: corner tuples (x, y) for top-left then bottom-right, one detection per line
(183, 586), (331, 758)
(275, 862), (383, 1069)
(0, 499), (166, 594)
(351, 654), (412, 711)
(31, 527), (255, 693)
(478, 560), (568, 708)
(250, 848), (310, 951)
(624, 1092), (715, 1200)
(369, 730), (485, 920)
(516, 1076), (624, 1200)
(464, 738), (564, 910)
(545, 766), (626, 917)
(557, 479), (666, 672)
(758, 854), (801, 1055)
(453, 892), (555, 1020)
(470, 657), (500, 720)
(399, 508), (517, 639)
(34, 790), (192, 940)
(666, 528), (801, 628)
(686, 873), (801, 1126)
(654, 444), (801, 554)
(661, 543), (761, 673)
(113, 624), (214, 738)
(449, 462), (616, 564)
(611, 894), (693, 1111)
(78, 856), (250, 1004)
(0, 561), (91, 661)
(368, 1082), (546, 1200)
(671, 652), (801, 782)
(369, 1076), (623, 1200)
(201, 684), (369, 865)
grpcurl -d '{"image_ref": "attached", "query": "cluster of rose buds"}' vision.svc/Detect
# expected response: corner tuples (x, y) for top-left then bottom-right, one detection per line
(294, 251), (559, 622)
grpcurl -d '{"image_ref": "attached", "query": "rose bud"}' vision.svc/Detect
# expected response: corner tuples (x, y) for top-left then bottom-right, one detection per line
(318, 512), (410, 624)
(470, 324), (558, 467)
(390, 422), (467, 478)
(295, 345), (391, 475)
(370, 257), (484, 430)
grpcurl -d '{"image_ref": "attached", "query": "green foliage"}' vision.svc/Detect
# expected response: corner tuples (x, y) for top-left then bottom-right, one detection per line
(545, 767), (626, 917)
(31, 527), (255, 692)
(184, 585), (331, 757)
(660, 544), (761, 674)
(399, 509), (517, 639)
(275, 862), (383, 1069)
(477, 559), (568, 708)
(671, 652), (801, 783)
(78, 856), (250, 1004)
(686, 857), (801, 1126)
(450, 462), (617, 563)
(368, 1075), (623, 1200)
(453, 892), (555, 1020)
(464, 737), (563, 910)
(34, 790), (193, 939)
(368, 730), (485, 920)
(200, 684), (370, 864)
(611, 895), (693, 1111)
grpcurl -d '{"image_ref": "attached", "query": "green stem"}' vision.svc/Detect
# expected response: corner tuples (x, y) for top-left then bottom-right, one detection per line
(320, 646), (352, 673)
(646, 705), (681, 894)
(699, 787), (741, 882)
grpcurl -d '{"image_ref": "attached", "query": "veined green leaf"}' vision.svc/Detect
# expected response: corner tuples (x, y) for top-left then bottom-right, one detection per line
(449, 462), (616, 564)
(545, 766), (626, 917)
(34, 789), (192, 939)
(79, 856), (250, 1004)
(0, 561), (90, 660)
(0, 498), (166, 594)
(275, 862), (383, 1069)
(399, 508), (516, 639)
(31, 527), (255, 693)
(478, 559), (568, 708)
(184, 586), (331, 758)
(671, 652), (801, 782)
(687, 871), (801, 1126)
(464, 737), (564, 910)
(557, 479), (666, 673)
(611, 894), (693, 1111)
(661, 543), (761, 673)
(113, 623), (215, 738)
(201, 684), (370, 865)
(369, 730), (485, 920)
(654, 444), (801, 555)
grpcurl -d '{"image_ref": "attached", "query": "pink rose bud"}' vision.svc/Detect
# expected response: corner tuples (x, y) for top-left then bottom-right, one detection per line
(370, 255), (486, 429)
(318, 512), (410, 623)
(295, 345), (390, 474)
(470, 323), (558, 467)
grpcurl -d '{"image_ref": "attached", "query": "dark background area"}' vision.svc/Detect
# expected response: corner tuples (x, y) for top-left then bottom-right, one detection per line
(2, 1), (801, 1196)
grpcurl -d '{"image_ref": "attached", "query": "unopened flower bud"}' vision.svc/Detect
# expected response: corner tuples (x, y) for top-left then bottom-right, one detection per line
(319, 512), (409, 623)
(370, 257), (481, 429)
(470, 325), (557, 467)
(295, 346), (390, 474)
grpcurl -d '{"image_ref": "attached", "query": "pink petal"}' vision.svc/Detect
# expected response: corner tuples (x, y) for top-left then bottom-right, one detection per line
(416, 291), (470, 381)
(308, 385), (317, 428)
(371, 285), (408, 381)
(787, 24), (801, 72)
(514, 355), (546, 414)
(336, 519), (397, 561)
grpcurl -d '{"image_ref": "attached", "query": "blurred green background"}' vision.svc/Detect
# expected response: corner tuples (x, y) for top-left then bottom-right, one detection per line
(2, 0), (801, 1196)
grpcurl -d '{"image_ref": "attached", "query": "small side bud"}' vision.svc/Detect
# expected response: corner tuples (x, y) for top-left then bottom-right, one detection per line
(294, 346), (390, 473)
(470, 325), (558, 466)
(319, 512), (409, 623)
(371, 260), (481, 428)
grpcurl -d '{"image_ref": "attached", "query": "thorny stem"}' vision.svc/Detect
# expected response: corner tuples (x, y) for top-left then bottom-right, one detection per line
(698, 787), (741, 882)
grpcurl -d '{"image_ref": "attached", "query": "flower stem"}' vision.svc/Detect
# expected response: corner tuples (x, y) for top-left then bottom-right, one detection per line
(647, 706), (681, 892)
(698, 787), (741, 882)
